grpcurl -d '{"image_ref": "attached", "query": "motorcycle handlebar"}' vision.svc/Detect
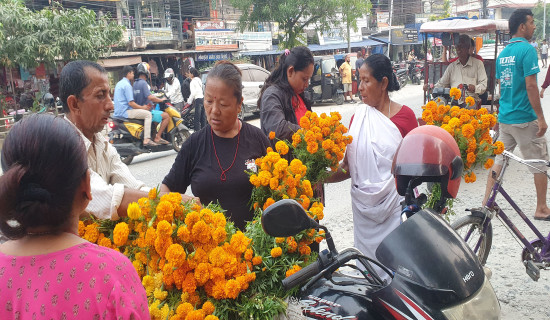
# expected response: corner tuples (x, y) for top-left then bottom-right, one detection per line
(282, 260), (321, 290)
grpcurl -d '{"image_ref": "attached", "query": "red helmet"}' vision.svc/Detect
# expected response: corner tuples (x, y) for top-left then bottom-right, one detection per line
(392, 125), (463, 199)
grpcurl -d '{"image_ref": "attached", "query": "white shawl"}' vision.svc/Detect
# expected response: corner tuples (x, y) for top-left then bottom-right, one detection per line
(346, 104), (404, 279)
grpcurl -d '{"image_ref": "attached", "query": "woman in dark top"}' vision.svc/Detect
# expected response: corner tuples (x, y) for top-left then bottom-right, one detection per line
(259, 46), (315, 140)
(161, 61), (271, 230)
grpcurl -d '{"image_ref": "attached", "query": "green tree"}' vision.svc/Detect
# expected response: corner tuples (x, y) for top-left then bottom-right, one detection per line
(0, 0), (124, 68)
(429, 0), (451, 21)
(341, 0), (372, 52)
(533, 1), (549, 41)
(230, 0), (341, 48)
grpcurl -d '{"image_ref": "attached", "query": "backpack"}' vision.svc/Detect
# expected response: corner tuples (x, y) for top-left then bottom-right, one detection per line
(181, 77), (191, 101)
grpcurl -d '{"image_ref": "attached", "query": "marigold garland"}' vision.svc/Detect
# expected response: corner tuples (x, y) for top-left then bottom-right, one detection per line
(421, 89), (502, 183)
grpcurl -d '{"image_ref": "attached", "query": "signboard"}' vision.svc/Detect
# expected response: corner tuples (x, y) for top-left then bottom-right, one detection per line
(403, 29), (418, 43)
(238, 32), (272, 51)
(195, 20), (225, 30)
(196, 52), (233, 61)
(318, 28), (362, 45)
(377, 11), (390, 28)
(142, 28), (172, 41)
(195, 30), (239, 51)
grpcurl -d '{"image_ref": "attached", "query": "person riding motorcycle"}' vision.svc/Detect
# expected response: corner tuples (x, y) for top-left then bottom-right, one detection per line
(163, 68), (184, 110)
(133, 62), (170, 145)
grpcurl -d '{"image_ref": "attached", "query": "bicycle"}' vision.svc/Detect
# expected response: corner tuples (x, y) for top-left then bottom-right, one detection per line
(452, 150), (550, 281)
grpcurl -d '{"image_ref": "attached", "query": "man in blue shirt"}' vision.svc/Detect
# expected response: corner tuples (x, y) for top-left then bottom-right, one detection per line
(133, 64), (170, 144)
(484, 9), (550, 221)
(113, 65), (157, 146)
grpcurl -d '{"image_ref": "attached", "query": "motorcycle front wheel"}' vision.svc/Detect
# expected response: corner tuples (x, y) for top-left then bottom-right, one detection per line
(172, 130), (190, 152)
(333, 93), (345, 105)
(451, 215), (493, 265)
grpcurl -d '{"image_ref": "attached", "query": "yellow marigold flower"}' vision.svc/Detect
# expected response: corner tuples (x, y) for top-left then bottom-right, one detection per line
(449, 87), (461, 100)
(212, 226), (227, 244)
(153, 288), (168, 301)
(212, 211), (226, 228)
(268, 131), (276, 140)
(448, 117), (460, 129)
(465, 96), (475, 107)
(113, 222), (129, 247)
(285, 265), (302, 278)
(484, 158), (494, 169)
(156, 200), (175, 223)
(270, 247), (283, 258)
(275, 237), (285, 244)
(441, 124), (454, 136)
(224, 279), (242, 299)
(202, 301), (215, 315)
(494, 141), (504, 155)
(209, 247), (228, 267)
(127, 202), (142, 220)
(422, 110), (433, 123)
(466, 152), (476, 164)
(287, 187), (298, 198)
(275, 140), (290, 155)
(142, 275), (155, 295)
(263, 198), (276, 210)
(252, 256), (263, 266)
(148, 188), (157, 199)
(461, 123), (475, 138)
(83, 223), (99, 243)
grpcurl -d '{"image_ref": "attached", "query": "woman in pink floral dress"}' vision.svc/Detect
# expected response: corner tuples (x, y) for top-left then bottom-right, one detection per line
(0, 114), (149, 319)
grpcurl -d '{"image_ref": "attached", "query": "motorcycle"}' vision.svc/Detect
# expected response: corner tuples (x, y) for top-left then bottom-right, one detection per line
(261, 125), (500, 319)
(408, 60), (425, 85)
(108, 92), (190, 165)
(180, 101), (195, 130)
(392, 61), (408, 89)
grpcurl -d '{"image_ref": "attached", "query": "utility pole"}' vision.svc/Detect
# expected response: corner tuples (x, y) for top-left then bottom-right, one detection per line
(481, 0), (487, 19)
(387, 0), (394, 59)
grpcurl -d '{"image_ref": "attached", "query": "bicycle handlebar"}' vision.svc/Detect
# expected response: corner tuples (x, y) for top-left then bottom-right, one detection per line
(502, 150), (550, 167)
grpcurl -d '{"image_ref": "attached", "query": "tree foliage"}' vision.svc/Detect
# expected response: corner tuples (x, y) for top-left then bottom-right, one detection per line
(532, 1), (549, 41)
(230, 0), (342, 48)
(340, 0), (372, 51)
(0, 0), (124, 68)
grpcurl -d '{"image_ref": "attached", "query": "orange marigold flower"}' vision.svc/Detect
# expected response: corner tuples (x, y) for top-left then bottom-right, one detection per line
(202, 301), (215, 315)
(177, 225), (191, 243)
(148, 188), (157, 199)
(275, 140), (290, 155)
(466, 152), (476, 164)
(186, 310), (206, 320)
(465, 96), (475, 107)
(263, 198), (276, 210)
(191, 220), (211, 244)
(285, 265), (302, 278)
(98, 237), (112, 248)
(286, 237), (298, 253)
(244, 248), (253, 261)
(269, 131), (276, 140)
(165, 243), (186, 267)
(78, 221), (85, 237)
(299, 245), (311, 256)
(484, 158), (494, 169)
(275, 237), (285, 244)
(461, 123), (475, 138)
(194, 262), (210, 286)
(300, 116), (311, 129)
(156, 200), (175, 223)
(252, 256), (263, 266)
(181, 272), (197, 294)
(83, 223), (99, 243)
(230, 231), (251, 254)
(493, 141), (504, 154)
(449, 87), (461, 100)
(224, 279), (242, 299)
(176, 302), (194, 317)
(113, 222), (129, 247)
(212, 227), (227, 244)
(270, 247), (283, 258)
(185, 210), (200, 229)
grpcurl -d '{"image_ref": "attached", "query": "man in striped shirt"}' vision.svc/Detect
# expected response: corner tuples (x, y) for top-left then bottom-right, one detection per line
(59, 60), (150, 220)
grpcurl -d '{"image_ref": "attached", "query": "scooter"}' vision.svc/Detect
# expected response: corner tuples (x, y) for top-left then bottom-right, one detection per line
(392, 61), (408, 89)
(261, 189), (500, 319)
(108, 92), (190, 165)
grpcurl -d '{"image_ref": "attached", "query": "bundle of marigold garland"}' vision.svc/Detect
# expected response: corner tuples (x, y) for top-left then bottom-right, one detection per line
(421, 89), (504, 183)
(80, 190), (264, 320)
(290, 111), (353, 184)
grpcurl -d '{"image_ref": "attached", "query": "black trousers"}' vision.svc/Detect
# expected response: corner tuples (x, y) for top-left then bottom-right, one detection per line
(193, 98), (206, 130)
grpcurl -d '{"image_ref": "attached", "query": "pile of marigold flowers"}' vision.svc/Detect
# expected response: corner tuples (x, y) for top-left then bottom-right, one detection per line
(421, 88), (504, 183)
(291, 111), (353, 184)
(80, 190), (266, 319)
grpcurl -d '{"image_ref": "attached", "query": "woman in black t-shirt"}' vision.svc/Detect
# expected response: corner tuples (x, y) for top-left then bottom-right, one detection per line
(161, 62), (271, 230)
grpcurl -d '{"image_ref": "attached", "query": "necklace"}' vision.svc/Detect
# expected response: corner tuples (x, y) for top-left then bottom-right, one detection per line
(26, 230), (79, 237)
(388, 99), (391, 117)
(211, 122), (241, 182)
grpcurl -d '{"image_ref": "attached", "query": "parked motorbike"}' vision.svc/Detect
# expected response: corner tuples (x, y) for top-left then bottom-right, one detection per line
(408, 60), (425, 85)
(392, 61), (408, 89)
(180, 101), (195, 130)
(261, 126), (500, 320)
(108, 92), (190, 165)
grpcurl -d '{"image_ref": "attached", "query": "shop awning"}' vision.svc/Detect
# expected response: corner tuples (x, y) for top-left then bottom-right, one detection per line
(241, 39), (383, 56)
(369, 36), (423, 46)
(98, 56), (142, 68)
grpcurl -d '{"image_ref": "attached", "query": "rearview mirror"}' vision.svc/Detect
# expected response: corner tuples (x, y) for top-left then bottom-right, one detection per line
(261, 199), (319, 237)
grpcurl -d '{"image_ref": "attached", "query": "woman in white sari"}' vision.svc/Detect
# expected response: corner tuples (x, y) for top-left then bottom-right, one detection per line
(329, 54), (418, 280)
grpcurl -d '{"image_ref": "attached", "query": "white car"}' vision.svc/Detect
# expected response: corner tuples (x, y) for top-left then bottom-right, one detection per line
(201, 63), (270, 117)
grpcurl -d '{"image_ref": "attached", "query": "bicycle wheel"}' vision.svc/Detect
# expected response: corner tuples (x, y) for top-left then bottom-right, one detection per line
(451, 215), (493, 265)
